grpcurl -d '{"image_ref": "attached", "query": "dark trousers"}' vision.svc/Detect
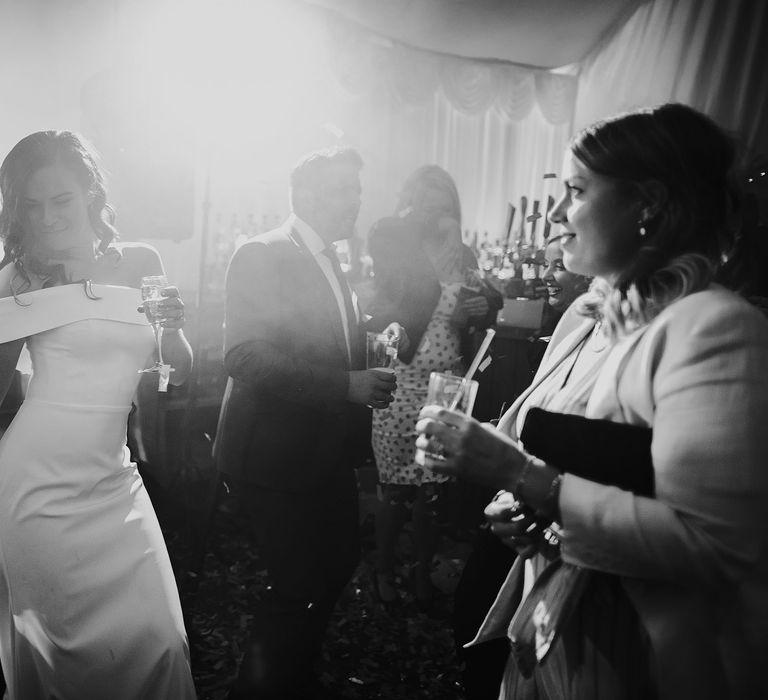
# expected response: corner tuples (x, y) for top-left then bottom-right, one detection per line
(453, 526), (518, 700)
(227, 470), (361, 699)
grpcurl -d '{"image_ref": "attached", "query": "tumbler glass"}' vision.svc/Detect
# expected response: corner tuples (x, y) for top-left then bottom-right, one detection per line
(365, 332), (399, 409)
(415, 371), (478, 465)
(366, 332), (399, 372)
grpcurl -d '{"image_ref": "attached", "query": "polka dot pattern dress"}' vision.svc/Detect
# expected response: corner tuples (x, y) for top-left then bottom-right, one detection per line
(372, 282), (464, 485)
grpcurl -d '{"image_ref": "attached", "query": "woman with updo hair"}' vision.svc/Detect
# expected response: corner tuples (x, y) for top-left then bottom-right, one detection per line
(417, 104), (768, 699)
(0, 130), (195, 698)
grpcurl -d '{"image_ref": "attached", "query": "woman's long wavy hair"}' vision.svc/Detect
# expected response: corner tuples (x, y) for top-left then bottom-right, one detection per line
(395, 165), (462, 226)
(573, 103), (742, 338)
(0, 130), (120, 294)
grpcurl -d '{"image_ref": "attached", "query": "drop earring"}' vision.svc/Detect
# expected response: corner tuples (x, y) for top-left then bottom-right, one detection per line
(638, 219), (647, 237)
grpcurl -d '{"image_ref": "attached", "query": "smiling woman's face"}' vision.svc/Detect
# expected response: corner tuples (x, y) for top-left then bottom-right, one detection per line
(22, 163), (94, 253)
(548, 151), (641, 284)
(542, 237), (588, 312)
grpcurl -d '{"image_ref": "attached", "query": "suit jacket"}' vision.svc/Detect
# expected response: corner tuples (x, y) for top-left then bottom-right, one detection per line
(478, 287), (768, 699)
(213, 223), (370, 491)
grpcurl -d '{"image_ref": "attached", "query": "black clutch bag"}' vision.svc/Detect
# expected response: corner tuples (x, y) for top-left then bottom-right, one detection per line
(509, 408), (654, 677)
(520, 407), (654, 496)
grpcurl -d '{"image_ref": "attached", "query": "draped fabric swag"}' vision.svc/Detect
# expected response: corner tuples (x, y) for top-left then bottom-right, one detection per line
(321, 0), (767, 245)
(326, 27), (577, 125)
(325, 22), (576, 245)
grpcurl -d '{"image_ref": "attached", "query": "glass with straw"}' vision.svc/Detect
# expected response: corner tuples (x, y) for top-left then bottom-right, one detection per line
(416, 328), (495, 466)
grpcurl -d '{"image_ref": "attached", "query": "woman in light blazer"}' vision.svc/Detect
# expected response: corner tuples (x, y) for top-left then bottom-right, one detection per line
(417, 103), (768, 700)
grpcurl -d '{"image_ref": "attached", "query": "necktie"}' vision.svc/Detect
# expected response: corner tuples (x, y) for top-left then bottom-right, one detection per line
(322, 247), (360, 361)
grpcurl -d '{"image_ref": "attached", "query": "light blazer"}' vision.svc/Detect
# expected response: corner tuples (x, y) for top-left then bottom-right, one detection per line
(478, 286), (768, 699)
(213, 223), (369, 490)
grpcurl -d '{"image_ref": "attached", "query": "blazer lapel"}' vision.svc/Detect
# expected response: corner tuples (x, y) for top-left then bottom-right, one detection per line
(468, 319), (596, 652)
(497, 318), (596, 439)
(586, 324), (650, 422)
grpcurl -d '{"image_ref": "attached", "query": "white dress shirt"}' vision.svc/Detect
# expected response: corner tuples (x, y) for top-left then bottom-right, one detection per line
(288, 213), (359, 362)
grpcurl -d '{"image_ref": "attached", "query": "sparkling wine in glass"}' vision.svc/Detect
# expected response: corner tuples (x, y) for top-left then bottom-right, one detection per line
(138, 275), (172, 391)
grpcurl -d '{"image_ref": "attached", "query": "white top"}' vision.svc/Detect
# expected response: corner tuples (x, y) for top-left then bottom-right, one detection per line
(0, 284), (149, 344)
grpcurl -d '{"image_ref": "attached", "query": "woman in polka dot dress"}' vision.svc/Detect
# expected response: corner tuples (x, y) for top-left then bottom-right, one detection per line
(366, 165), (502, 608)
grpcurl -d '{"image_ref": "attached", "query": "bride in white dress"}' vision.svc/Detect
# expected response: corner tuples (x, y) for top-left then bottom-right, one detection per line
(0, 131), (196, 699)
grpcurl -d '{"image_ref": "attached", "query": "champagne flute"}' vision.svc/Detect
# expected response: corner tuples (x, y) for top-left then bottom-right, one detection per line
(138, 275), (172, 391)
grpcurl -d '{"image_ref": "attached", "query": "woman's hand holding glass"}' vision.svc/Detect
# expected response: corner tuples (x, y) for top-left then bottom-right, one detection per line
(457, 293), (490, 322)
(138, 275), (185, 391)
(148, 286), (185, 331)
(454, 269), (490, 322)
(415, 405), (527, 488)
(139, 278), (185, 332)
(416, 406), (559, 556)
(382, 321), (409, 357)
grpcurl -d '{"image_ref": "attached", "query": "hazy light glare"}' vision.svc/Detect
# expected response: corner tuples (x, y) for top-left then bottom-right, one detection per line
(122, 0), (340, 154)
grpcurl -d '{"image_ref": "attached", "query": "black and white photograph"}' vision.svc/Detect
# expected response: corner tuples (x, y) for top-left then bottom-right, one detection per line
(0, 1), (766, 698)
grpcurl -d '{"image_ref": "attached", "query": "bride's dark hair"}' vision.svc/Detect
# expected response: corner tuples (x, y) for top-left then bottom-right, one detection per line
(0, 130), (120, 295)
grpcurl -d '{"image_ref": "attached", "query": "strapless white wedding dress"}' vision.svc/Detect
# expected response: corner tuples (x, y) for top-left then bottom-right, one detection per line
(0, 284), (196, 699)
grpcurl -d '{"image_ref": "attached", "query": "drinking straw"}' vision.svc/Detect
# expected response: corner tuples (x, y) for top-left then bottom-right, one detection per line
(448, 327), (496, 411)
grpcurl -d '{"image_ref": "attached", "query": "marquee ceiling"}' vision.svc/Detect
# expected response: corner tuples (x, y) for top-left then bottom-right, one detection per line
(304, 0), (647, 68)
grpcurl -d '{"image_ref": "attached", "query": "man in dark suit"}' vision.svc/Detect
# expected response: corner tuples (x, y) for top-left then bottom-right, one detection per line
(215, 147), (404, 699)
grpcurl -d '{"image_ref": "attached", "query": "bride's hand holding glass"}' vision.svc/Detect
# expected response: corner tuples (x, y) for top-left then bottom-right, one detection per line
(145, 287), (185, 331)
(138, 275), (185, 390)
(139, 276), (185, 332)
